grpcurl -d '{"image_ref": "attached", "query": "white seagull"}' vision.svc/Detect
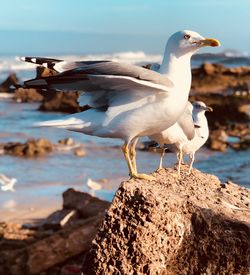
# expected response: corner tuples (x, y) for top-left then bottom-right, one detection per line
(0, 173), (17, 192)
(150, 101), (213, 176)
(21, 30), (220, 180)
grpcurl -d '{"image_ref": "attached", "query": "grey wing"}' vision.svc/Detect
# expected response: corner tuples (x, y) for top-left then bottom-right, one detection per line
(24, 60), (173, 88)
(24, 61), (173, 108)
(57, 61), (173, 87)
(177, 102), (195, 140)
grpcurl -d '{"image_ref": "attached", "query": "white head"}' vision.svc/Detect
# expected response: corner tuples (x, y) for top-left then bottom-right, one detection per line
(192, 101), (213, 123)
(193, 101), (213, 113)
(166, 30), (220, 57)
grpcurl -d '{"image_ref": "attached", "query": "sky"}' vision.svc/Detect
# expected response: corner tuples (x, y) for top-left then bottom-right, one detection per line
(0, 0), (249, 55)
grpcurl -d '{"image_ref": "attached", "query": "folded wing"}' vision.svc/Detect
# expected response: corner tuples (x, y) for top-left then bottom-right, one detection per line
(177, 102), (195, 140)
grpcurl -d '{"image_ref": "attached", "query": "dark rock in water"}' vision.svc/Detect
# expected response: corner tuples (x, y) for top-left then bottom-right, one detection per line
(63, 188), (111, 219)
(14, 87), (44, 102)
(2, 138), (53, 157)
(82, 167), (250, 275)
(39, 91), (81, 113)
(0, 73), (19, 93)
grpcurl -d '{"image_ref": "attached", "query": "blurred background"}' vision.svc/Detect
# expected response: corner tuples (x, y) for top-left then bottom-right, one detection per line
(0, 0), (249, 222)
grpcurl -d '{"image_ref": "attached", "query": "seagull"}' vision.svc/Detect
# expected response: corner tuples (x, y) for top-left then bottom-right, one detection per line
(149, 101), (213, 176)
(0, 173), (17, 192)
(21, 30), (220, 181)
(86, 178), (102, 191)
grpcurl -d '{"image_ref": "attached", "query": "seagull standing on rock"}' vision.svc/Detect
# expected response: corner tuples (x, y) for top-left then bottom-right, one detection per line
(150, 101), (213, 176)
(21, 30), (220, 181)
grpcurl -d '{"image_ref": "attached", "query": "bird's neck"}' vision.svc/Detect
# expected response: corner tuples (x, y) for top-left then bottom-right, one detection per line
(159, 51), (192, 89)
(193, 112), (208, 128)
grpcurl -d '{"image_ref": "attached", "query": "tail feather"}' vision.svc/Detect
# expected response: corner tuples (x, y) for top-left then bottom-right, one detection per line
(19, 56), (62, 70)
(34, 117), (88, 130)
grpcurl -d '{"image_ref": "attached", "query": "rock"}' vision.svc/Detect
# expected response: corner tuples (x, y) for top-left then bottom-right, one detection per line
(201, 62), (216, 75)
(63, 188), (110, 219)
(43, 209), (78, 230)
(0, 74), (19, 93)
(36, 66), (58, 78)
(14, 88), (44, 102)
(74, 147), (86, 157)
(39, 91), (81, 113)
(0, 216), (103, 275)
(3, 139), (53, 157)
(0, 190), (110, 274)
(208, 129), (228, 151)
(191, 63), (250, 93)
(82, 167), (250, 275)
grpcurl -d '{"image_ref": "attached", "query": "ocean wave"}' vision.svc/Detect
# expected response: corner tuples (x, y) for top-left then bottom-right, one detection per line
(0, 51), (162, 74)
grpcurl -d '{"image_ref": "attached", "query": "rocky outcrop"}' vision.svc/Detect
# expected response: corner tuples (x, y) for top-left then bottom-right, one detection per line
(63, 188), (111, 219)
(0, 189), (110, 275)
(83, 166), (250, 275)
(192, 63), (250, 93)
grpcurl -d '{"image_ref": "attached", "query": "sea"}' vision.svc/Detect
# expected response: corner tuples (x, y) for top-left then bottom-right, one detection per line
(0, 51), (249, 215)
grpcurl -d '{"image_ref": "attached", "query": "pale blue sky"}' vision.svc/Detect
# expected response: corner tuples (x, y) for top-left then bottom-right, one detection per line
(0, 0), (249, 55)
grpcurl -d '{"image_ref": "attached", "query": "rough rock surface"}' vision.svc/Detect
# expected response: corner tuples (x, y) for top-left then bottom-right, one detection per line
(83, 166), (250, 275)
(0, 189), (109, 275)
(63, 188), (111, 219)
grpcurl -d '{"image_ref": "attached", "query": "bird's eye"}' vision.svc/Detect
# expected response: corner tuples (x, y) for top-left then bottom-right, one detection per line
(184, 34), (191, 40)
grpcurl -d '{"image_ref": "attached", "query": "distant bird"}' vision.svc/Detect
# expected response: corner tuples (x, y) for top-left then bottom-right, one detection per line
(0, 173), (17, 192)
(149, 101), (212, 176)
(21, 30), (220, 181)
(86, 178), (102, 191)
(86, 178), (102, 197)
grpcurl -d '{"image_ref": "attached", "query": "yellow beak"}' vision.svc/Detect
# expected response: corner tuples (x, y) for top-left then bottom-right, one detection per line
(199, 38), (221, 47)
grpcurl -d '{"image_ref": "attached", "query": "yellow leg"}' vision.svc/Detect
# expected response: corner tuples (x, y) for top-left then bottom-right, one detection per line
(130, 138), (138, 173)
(122, 143), (136, 176)
(122, 142), (155, 181)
